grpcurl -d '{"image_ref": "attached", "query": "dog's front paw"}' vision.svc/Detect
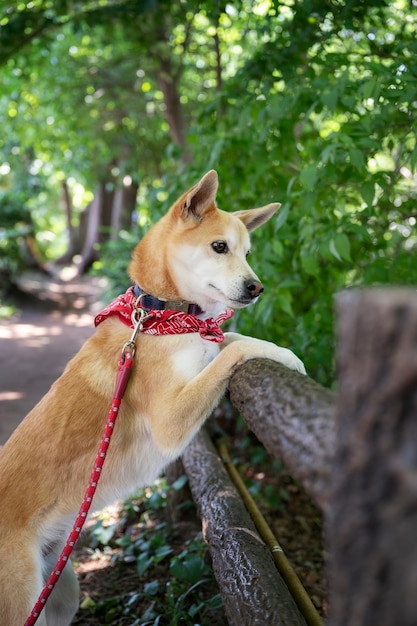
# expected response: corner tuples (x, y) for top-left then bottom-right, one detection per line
(233, 336), (306, 374)
(223, 333), (306, 374)
(266, 346), (306, 375)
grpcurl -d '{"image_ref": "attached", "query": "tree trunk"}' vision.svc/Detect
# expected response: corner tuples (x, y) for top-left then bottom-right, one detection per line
(55, 180), (78, 265)
(155, 56), (192, 163)
(76, 185), (103, 274)
(110, 181), (138, 240)
(327, 288), (417, 626)
(228, 360), (335, 511)
(182, 428), (308, 626)
(99, 185), (115, 244)
(156, 65), (187, 149)
(60, 177), (138, 273)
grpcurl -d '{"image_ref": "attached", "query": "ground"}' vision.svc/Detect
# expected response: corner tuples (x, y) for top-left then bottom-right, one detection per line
(0, 272), (101, 443)
(0, 273), (326, 625)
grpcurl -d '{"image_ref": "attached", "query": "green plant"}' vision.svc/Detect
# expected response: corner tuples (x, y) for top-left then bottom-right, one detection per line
(76, 479), (223, 625)
(0, 192), (34, 294)
(92, 228), (142, 299)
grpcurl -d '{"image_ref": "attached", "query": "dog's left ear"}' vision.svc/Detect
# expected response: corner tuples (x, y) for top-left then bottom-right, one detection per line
(179, 170), (219, 221)
(234, 203), (281, 232)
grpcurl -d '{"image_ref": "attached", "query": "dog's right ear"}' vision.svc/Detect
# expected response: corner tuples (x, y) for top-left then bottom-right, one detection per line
(175, 170), (218, 222)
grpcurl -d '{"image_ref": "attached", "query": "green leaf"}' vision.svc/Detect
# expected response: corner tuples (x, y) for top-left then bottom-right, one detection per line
(170, 553), (209, 583)
(154, 544), (173, 562)
(410, 144), (417, 173)
(278, 279), (301, 289)
(321, 88), (338, 112)
(137, 553), (153, 576)
(171, 474), (188, 491)
(276, 291), (294, 317)
(115, 535), (133, 548)
(360, 79), (377, 100)
(299, 166), (318, 191)
(320, 143), (338, 164)
(329, 239), (341, 261)
(361, 181), (375, 207)
(349, 148), (366, 171)
(208, 138), (224, 168)
(91, 522), (117, 546)
(144, 580), (159, 596)
(146, 491), (166, 510)
(189, 602), (204, 617)
(300, 251), (320, 276)
(271, 238), (284, 256)
(206, 593), (223, 610)
(333, 233), (352, 262)
(274, 203), (290, 231)
(79, 596), (96, 610)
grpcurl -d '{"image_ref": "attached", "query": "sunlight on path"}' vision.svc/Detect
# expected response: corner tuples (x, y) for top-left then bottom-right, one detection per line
(0, 274), (104, 444)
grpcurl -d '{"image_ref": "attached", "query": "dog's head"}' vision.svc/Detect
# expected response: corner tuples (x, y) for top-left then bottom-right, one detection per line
(129, 170), (280, 315)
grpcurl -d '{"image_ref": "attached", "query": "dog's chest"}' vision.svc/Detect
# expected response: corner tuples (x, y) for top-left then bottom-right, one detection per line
(169, 336), (220, 380)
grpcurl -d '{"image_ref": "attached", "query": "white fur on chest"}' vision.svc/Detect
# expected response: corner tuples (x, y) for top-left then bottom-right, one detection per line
(169, 334), (221, 380)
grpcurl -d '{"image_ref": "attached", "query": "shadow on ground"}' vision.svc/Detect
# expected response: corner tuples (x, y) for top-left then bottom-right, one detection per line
(0, 272), (105, 444)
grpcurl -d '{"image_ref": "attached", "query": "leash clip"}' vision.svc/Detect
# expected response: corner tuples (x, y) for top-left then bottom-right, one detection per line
(121, 307), (149, 358)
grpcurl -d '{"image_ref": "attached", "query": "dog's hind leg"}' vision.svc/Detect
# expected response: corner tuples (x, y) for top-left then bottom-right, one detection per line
(43, 549), (79, 626)
(0, 532), (78, 626)
(0, 532), (48, 626)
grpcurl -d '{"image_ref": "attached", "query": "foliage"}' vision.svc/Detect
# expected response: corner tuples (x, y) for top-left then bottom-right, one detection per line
(92, 228), (142, 298)
(171, 0), (417, 385)
(1, 0), (416, 385)
(75, 478), (223, 625)
(0, 144), (46, 291)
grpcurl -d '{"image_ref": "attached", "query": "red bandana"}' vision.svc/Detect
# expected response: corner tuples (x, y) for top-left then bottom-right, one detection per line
(94, 287), (234, 343)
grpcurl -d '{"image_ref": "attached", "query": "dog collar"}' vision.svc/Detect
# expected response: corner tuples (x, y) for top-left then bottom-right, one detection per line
(94, 286), (234, 343)
(132, 285), (203, 316)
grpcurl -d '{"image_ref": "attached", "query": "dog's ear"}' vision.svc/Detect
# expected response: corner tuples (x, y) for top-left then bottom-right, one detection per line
(177, 170), (219, 222)
(234, 203), (281, 232)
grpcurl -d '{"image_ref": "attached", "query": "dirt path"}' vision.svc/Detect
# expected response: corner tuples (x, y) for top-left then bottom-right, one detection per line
(0, 273), (104, 444)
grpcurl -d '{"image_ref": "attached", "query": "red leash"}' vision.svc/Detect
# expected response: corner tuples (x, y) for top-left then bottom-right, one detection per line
(24, 317), (142, 626)
(24, 291), (233, 625)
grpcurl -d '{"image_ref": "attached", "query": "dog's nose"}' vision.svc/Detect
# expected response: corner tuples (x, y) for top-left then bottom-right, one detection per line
(244, 278), (264, 299)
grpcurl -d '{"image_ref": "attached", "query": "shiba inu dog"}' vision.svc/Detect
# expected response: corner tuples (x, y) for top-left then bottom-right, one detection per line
(0, 170), (305, 625)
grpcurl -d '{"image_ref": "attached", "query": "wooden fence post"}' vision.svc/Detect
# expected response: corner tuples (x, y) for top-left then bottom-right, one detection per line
(327, 288), (417, 626)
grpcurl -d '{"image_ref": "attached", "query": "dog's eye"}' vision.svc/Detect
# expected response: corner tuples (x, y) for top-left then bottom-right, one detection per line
(211, 241), (229, 254)
(246, 250), (251, 258)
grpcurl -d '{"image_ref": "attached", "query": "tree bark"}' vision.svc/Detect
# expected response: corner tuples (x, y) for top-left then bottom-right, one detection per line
(156, 63), (187, 149)
(327, 288), (417, 626)
(228, 360), (335, 511)
(55, 180), (78, 265)
(182, 428), (307, 626)
(110, 181), (138, 239)
(99, 185), (115, 244)
(76, 185), (103, 274)
(61, 177), (137, 272)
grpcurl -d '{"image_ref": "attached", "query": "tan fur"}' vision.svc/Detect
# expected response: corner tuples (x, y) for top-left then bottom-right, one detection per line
(0, 170), (305, 625)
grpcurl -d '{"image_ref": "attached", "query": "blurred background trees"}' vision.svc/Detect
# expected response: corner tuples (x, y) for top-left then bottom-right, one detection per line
(1, 0), (416, 385)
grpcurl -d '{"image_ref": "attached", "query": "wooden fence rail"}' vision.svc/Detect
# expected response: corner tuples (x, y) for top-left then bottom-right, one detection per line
(182, 429), (308, 626)
(181, 288), (417, 626)
(229, 359), (335, 511)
